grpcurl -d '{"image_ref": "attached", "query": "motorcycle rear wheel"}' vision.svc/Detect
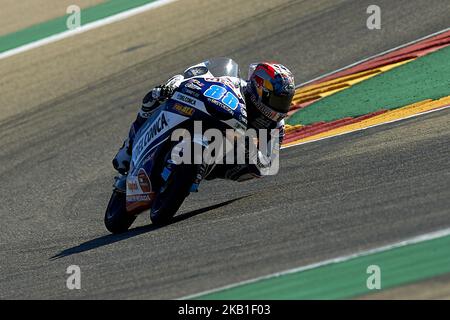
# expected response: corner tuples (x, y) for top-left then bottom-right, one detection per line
(150, 164), (199, 225)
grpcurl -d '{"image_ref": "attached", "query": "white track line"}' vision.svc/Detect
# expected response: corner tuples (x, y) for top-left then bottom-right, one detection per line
(181, 227), (450, 299)
(297, 27), (450, 88)
(281, 104), (450, 150)
(0, 0), (179, 61)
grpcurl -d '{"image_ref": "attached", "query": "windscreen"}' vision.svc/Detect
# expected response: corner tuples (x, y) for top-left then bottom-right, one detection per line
(204, 57), (240, 78)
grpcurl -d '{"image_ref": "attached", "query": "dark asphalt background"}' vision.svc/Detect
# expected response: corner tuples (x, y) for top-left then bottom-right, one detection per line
(0, 0), (449, 299)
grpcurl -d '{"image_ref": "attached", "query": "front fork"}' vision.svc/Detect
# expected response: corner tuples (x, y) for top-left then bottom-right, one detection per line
(113, 174), (127, 193)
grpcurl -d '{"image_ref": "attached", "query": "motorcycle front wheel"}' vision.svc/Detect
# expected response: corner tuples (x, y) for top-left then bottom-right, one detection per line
(104, 190), (137, 234)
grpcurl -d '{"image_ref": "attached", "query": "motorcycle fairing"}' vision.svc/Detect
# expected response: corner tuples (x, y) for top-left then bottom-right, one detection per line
(126, 107), (189, 211)
(125, 76), (247, 213)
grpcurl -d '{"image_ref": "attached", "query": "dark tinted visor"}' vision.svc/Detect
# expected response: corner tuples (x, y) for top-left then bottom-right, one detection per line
(263, 93), (293, 113)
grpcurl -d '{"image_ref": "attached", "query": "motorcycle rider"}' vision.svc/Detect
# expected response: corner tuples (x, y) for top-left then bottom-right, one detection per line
(113, 60), (295, 182)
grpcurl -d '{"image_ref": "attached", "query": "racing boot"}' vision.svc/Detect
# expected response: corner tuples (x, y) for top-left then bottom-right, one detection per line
(112, 138), (132, 175)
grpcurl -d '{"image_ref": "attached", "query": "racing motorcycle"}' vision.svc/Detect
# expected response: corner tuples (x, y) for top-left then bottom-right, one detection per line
(104, 58), (248, 233)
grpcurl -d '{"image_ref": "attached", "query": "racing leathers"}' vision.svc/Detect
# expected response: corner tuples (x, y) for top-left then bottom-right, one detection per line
(112, 75), (285, 182)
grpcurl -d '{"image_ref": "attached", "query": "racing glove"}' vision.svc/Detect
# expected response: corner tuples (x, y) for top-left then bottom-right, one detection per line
(140, 84), (174, 117)
(152, 84), (176, 101)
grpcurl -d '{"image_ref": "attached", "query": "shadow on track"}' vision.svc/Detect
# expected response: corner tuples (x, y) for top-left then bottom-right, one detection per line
(50, 195), (250, 260)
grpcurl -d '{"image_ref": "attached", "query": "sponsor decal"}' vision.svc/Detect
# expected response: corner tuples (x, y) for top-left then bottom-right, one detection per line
(126, 176), (142, 195)
(138, 169), (152, 194)
(139, 111), (154, 118)
(182, 87), (201, 98)
(185, 82), (203, 91)
(127, 180), (139, 193)
(141, 149), (156, 168)
(207, 97), (234, 115)
(190, 79), (204, 87)
(184, 66), (208, 78)
(204, 77), (237, 88)
(248, 93), (285, 122)
(132, 110), (190, 168)
(240, 104), (247, 117)
(127, 194), (151, 202)
(205, 77), (228, 84)
(174, 104), (195, 117)
(173, 92), (198, 108)
(134, 113), (169, 156)
(126, 170), (154, 207)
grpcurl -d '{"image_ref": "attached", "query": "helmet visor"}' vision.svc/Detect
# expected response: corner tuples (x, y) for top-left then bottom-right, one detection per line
(265, 93), (294, 113)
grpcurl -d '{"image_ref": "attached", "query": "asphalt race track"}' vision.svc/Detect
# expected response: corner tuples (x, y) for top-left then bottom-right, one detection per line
(0, 0), (449, 299)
